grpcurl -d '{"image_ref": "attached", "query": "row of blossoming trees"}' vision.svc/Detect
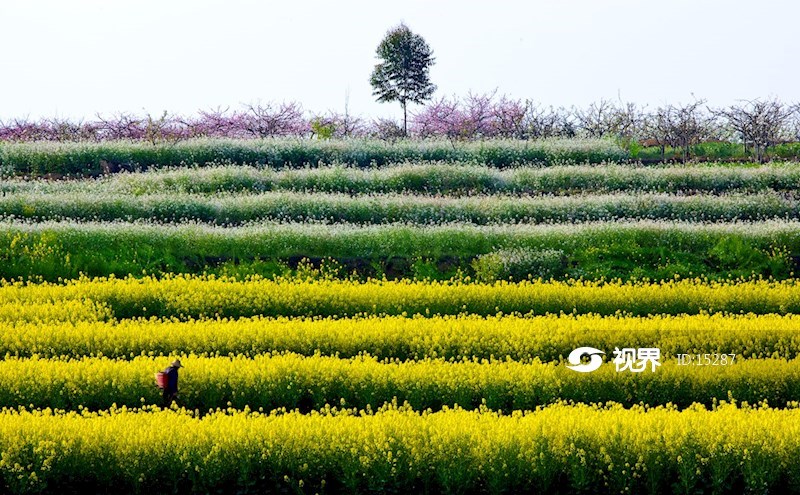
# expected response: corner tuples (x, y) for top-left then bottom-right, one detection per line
(2, 94), (799, 159)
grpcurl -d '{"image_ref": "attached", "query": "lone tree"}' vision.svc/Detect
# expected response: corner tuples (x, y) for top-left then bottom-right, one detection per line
(370, 23), (436, 137)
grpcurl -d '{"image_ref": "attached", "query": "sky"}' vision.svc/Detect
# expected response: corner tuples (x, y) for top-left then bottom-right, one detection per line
(1, 0), (798, 122)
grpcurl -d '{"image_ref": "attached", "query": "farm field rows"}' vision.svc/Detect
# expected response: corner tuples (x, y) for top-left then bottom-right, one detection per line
(4, 190), (800, 224)
(1, 353), (799, 410)
(2, 139), (800, 493)
(4, 313), (800, 360)
(0, 138), (628, 175)
(6, 276), (800, 317)
(3, 404), (800, 494)
(5, 162), (800, 195)
(3, 219), (800, 281)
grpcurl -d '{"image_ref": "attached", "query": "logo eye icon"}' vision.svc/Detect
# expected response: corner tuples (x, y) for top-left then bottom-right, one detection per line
(566, 347), (605, 373)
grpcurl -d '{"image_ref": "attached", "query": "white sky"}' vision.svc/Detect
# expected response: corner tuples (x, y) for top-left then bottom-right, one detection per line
(1, 0), (798, 121)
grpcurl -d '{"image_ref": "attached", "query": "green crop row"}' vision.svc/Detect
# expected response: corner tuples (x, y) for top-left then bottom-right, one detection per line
(0, 138), (627, 176)
(0, 219), (798, 281)
(2, 191), (799, 225)
(5, 163), (800, 195)
(1, 404), (798, 494)
(3, 313), (800, 361)
(0, 354), (795, 411)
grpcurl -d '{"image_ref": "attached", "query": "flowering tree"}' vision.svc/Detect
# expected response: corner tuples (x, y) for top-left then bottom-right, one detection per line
(1, 96), (798, 147)
(192, 107), (247, 138)
(412, 96), (463, 139)
(95, 112), (146, 141)
(491, 96), (528, 139)
(310, 107), (368, 139)
(412, 92), (576, 141)
(242, 102), (307, 138)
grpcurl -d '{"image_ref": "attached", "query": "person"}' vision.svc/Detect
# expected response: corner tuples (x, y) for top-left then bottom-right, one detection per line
(161, 359), (182, 407)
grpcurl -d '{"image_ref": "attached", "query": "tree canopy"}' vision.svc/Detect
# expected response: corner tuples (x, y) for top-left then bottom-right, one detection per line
(370, 23), (436, 136)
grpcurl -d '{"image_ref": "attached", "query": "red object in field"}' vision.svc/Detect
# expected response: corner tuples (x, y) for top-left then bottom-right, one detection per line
(155, 372), (167, 389)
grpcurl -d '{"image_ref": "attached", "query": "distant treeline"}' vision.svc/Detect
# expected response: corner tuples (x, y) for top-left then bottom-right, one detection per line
(1, 94), (798, 160)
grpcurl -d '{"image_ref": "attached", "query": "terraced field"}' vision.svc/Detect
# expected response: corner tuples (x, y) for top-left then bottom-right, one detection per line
(1, 139), (800, 493)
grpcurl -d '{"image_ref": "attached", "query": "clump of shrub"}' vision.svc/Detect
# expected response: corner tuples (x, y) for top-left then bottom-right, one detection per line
(472, 247), (566, 282)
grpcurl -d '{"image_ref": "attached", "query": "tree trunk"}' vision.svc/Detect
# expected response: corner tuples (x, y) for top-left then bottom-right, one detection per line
(402, 100), (408, 137)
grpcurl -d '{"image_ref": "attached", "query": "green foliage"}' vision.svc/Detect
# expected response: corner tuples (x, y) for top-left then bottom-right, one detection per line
(634, 141), (800, 162)
(625, 138), (642, 159)
(692, 141), (742, 159)
(471, 251), (503, 282)
(370, 23), (436, 135)
(211, 258), (290, 279)
(773, 142), (800, 159)
(310, 118), (335, 140)
(473, 248), (566, 282)
(0, 231), (71, 280)
(411, 258), (443, 280)
(708, 237), (792, 279)
(0, 220), (798, 282)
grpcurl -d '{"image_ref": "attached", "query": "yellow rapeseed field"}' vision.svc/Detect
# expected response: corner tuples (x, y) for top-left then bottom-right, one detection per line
(1, 403), (798, 493)
(2, 276), (800, 493)
(2, 275), (800, 317)
(2, 313), (799, 360)
(0, 354), (797, 410)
